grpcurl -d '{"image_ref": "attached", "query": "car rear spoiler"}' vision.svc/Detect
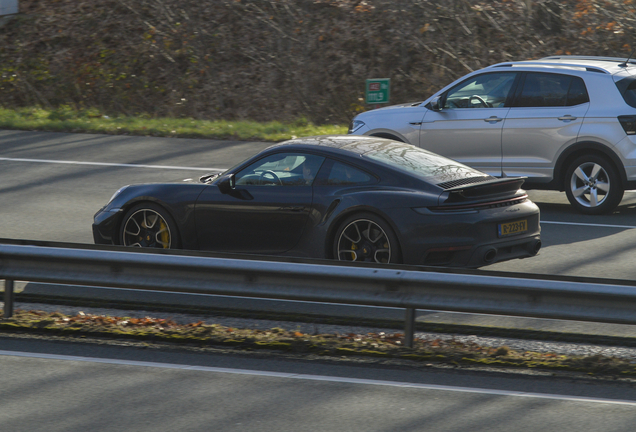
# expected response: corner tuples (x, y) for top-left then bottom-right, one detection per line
(444, 177), (526, 196)
(434, 177), (528, 209)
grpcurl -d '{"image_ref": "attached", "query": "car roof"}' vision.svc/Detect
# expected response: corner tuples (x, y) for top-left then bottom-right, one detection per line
(487, 55), (636, 76)
(267, 135), (411, 156)
(264, 135), (491, 186)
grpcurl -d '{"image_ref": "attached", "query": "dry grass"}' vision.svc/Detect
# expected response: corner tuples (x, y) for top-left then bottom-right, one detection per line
(1, 1), (634, 124)
(3, 309), (636, 377)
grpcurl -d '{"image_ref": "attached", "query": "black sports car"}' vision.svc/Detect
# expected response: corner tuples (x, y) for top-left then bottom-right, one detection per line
(93, 135), (541, 268)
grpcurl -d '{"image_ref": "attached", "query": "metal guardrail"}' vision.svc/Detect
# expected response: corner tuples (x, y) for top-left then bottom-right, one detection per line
(2, 242), (636, 347)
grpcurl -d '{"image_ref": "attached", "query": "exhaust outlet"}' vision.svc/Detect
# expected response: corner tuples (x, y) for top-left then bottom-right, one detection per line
(533, 240), (542, 255)
(483, 248), (497, 263)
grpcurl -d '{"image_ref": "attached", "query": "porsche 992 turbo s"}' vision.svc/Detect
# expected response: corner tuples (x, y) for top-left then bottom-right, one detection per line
(93, 135), (541, 268)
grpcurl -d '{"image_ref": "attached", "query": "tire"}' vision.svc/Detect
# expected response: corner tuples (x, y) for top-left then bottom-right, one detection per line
(120, 203), (180, 249)
(564, 154), (623, 215)
(333, 213), (401, 264)
(370, 133), (404, 143)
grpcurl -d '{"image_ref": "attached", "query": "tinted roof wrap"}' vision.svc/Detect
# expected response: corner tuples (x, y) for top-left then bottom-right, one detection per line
(272, 135), (491, 186)
(360, 141), (490, 185)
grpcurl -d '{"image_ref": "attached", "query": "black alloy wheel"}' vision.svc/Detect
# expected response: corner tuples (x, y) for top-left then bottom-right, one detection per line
(334, 213), (400, 264)
(120, 203), (180, 249)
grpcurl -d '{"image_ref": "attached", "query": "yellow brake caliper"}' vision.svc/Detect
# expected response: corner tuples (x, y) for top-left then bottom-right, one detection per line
(159, 220), (170, 248)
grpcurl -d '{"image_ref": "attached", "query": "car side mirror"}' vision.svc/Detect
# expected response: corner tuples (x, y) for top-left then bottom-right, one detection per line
(217, 174), (235, 194)
(430, 95), (443, 112)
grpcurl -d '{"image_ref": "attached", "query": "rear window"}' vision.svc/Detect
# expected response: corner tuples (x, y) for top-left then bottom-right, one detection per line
(616, 77), (636, 108)
(322, 161), (374, 186)
(362, 142), (487, 182)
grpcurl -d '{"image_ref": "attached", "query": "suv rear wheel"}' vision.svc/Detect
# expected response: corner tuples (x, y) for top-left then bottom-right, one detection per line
(564, 154), (623, 215)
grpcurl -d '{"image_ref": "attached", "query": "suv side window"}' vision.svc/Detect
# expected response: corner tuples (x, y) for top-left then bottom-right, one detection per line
(615, 77), (636, 108)
(443, 72), (517, 109)
(567, 77), (589, 106)
(514, 72), (589, 107)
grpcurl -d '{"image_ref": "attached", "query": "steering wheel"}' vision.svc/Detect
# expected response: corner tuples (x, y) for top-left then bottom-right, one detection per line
(259, 170), (282, 186)
(470, 95), (491, 108)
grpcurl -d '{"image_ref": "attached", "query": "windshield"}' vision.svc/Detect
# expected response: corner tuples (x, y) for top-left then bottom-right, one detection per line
(362, 142), (488, 183)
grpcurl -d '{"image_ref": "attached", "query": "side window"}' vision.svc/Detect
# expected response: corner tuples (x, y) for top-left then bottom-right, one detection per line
(616, 77), (636, 108)
(443, 72), (517, 109)
(234, 153), (325, 186)
(567, 77), (590, 106)
(318, 161), (375, 186)
(515, 73), (588, 107)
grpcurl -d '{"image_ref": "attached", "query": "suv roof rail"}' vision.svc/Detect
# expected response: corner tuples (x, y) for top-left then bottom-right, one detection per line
(540, 55), (636, 65)
(489, 61), (609, 74)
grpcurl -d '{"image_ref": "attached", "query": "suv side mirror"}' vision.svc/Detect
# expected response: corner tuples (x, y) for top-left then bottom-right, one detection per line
(217, 174), (235, 194)
(430, 95), (443, 112)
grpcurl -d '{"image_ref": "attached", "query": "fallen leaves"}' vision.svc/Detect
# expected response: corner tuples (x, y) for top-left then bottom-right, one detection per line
(1, 309), (635, 377)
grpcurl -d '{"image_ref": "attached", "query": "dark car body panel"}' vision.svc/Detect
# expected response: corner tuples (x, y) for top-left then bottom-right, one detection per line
(195, 185), (313, 254)
(93, 183), (207, 250)
(93, 135), (541, 268)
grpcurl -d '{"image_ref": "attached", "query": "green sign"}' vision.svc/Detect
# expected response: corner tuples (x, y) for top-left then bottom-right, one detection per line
(365, 78), (390, 104)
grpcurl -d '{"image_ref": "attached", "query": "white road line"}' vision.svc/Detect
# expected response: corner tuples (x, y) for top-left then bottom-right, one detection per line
(0, 156), (221, 171)
(0, 350), (634, 406)
(541, 220), (636, 229)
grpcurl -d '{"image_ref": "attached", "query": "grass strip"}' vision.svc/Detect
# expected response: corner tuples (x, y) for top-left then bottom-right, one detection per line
(17, 293), (636, 350)
(2, 309), (636, 378)
(0, 106), (348, 142)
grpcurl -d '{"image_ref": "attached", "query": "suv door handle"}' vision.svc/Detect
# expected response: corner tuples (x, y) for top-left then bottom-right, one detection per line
(484, 116), (504, 123)
(558, 115), (578, 121)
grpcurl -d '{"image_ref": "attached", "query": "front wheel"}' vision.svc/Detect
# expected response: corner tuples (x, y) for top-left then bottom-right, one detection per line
(564, 155), (623, 215)
(333, 213), (400, 264)
(120, 203), (180, 249)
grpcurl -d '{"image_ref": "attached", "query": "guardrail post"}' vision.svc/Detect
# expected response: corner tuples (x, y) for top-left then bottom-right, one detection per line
(404, 308), (416, 348)
(3, 279), (14, 318)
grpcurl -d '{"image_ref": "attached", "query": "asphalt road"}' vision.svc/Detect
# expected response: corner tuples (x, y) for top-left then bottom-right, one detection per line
(1, 129), (636, 279)
(3, 129), (636, 430)
(1, 337), (636, 432)
(3, 128), (636, 336)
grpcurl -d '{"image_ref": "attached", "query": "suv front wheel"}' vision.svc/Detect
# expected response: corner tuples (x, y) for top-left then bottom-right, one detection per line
(564, 154), (623, 215)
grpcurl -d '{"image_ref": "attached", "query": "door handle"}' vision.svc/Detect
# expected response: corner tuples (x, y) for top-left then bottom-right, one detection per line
(280, 206), (304, 212)
(558, 115), (577, 121)
(484, 116), (504, 123)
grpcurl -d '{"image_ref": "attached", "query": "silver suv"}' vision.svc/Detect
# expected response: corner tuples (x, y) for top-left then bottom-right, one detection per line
(349, 56), (636, 214)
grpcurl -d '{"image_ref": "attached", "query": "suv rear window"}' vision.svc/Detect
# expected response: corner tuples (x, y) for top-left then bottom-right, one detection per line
(615, 77), (636, 108)
(514, 72), (589, 107)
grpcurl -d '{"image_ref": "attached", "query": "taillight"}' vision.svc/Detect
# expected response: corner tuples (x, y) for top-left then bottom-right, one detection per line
(618, 115), (636, 135)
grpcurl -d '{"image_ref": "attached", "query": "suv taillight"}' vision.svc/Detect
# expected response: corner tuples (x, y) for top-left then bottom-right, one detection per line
(619, 115), (636, 135)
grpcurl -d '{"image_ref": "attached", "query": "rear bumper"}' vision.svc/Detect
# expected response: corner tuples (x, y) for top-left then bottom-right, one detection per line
(415, 233), (541, 269)
(397, 200), (541, 268)
(464, 234), (541, 268)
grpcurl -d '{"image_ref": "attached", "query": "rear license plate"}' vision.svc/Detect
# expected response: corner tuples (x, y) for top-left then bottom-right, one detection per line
(498, 219), (528, 237)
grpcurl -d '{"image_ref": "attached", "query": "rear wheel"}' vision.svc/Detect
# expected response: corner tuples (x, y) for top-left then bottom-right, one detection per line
(564, 154), (623, 215)
(333, 213), (400, 264)
(120, 203), (180, 249)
